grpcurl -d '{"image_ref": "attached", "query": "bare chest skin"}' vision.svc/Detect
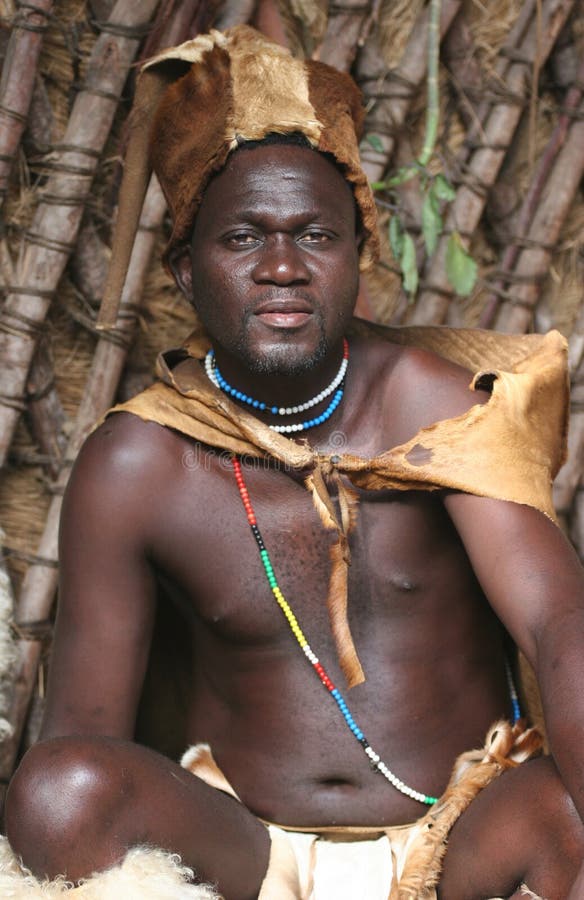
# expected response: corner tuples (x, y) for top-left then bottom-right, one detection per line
(143, 346), (512, 827)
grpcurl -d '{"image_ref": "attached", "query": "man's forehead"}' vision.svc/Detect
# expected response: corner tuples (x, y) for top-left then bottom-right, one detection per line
(201, 142), (355, 209)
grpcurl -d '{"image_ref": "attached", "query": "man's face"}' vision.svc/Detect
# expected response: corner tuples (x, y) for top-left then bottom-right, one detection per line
(173, 144), (361, 377)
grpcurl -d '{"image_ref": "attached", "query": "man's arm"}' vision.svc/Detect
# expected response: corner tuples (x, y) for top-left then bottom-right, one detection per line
(5, 416), (272, 892)
(444, 492), (584, 825)
(41, 414), (160, 741)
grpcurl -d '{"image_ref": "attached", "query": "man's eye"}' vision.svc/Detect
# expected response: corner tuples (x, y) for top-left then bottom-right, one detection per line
(225, 233), (260, 246)
(299, 231), (330, 243)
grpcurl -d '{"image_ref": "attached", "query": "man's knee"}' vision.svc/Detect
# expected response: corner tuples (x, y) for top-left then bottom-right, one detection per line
(504, 756), (584, 898)
(5, 735), (133, 879)
(440, 756), (584, 899)
(530, 757), (584, 879)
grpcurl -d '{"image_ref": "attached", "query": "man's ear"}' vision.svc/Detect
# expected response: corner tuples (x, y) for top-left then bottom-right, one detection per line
(168, 244), (194, 300)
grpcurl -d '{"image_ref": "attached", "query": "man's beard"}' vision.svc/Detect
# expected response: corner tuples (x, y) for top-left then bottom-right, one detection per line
(206, 308), (332, 377)
(233, 330), (329, 376)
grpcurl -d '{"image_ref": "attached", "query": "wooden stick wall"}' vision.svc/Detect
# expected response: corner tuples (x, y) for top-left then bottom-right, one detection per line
(0, 0), (581, 788)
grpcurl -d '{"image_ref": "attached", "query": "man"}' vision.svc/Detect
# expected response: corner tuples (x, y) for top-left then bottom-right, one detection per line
(3, 26), (584, 900)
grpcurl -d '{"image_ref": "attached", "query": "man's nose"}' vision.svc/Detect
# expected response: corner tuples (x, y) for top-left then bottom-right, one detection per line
(252, 235), (310, 284)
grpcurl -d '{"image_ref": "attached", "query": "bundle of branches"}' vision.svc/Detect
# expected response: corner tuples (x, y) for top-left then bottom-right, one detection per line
(0, 0), (582, 787)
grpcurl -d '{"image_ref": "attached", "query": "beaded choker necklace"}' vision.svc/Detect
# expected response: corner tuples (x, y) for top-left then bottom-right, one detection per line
(232, 456), (522, 806)
(204, 339), (349, 434)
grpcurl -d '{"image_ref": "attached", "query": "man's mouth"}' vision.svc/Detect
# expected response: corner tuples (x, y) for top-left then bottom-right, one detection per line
(253, 298), (313, 329)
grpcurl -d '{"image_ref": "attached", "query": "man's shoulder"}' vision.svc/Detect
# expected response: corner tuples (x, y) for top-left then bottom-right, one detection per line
(396, 341), (488, 416)
(356, 324), (482, 386)
(69, 411), (206, 507)
(88, 410), (183, 468)
(354, 332), (489, 445)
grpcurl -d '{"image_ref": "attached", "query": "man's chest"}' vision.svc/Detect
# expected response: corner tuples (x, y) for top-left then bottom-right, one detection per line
(148, 452), (479, 652)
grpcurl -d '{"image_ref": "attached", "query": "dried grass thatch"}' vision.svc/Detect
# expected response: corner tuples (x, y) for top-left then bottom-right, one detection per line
(0, 0), (582, 784)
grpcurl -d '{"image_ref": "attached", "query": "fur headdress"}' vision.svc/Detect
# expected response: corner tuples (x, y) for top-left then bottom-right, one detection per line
(98, 26), (380, 326)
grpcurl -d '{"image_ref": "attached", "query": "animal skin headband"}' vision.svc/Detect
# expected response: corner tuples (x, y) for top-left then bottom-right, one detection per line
(98, 25), (380, 327)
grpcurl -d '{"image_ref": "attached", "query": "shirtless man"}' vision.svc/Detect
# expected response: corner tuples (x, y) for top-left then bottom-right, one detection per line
(4, 26), (584, 900)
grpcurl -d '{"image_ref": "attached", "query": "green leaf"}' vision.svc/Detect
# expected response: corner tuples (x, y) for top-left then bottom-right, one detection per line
(385, 165), (418, 188)
(370, 180), (388, 191)
(446, 232), (478, 296)
(365, 133), (384, 153)
(389, 216), (404, 259)
(433, 174), (456, 202)
(400, 232), (419, 297)
(422, 192), (442, 256)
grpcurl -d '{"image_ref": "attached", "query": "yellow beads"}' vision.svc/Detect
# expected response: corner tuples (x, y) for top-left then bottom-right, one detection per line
(271, 586), (307, 646)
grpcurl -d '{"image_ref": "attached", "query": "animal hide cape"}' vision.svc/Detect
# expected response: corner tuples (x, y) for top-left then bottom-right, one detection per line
(104, 319), (569, 690)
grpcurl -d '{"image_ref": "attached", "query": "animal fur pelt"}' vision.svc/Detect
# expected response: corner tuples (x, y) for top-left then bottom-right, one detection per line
(0, 838), (221, 899)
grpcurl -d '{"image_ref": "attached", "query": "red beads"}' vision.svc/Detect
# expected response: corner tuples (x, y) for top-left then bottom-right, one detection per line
(233, 458), (257, 525)
(313, 661), (334, 691)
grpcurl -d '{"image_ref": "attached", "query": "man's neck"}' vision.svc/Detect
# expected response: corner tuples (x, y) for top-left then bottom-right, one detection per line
(208, 339), (349, 414)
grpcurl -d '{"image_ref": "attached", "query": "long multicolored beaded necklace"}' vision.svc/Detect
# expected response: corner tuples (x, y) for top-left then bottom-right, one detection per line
(231, 456), (522, 807)
(204, 339), (349, 434)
